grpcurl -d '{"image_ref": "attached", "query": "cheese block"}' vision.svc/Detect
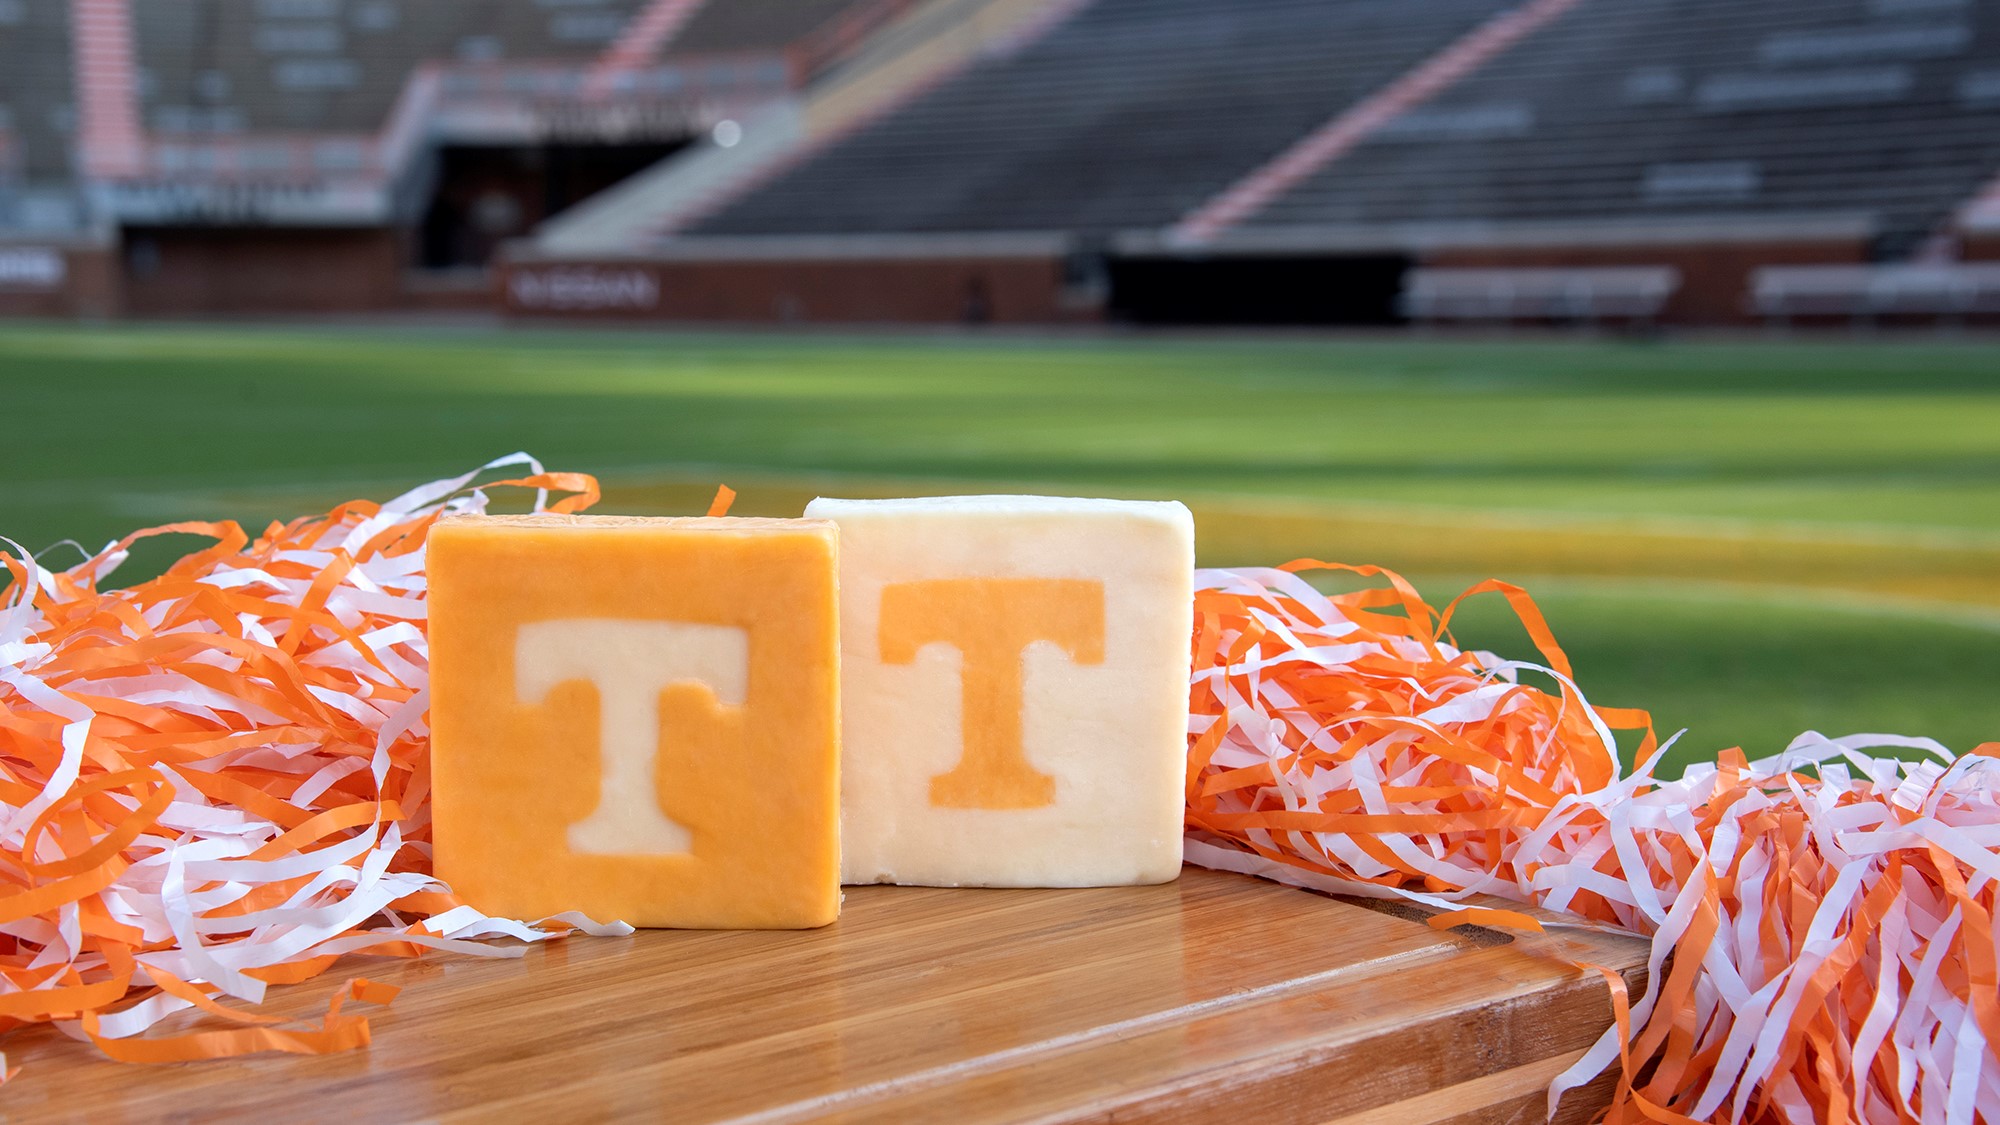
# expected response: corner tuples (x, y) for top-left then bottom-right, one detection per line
(427, 514), (841, 929)
(803, 495), (1194, 887)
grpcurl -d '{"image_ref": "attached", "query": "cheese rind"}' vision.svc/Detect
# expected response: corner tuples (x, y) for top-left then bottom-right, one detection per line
(428, 515), (841, 929)
(805, 495), (1194, 888)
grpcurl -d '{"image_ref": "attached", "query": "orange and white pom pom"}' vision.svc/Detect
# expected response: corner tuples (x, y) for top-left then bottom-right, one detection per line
(1185, 562), (2000, 1124)
(0, 455), (630, 1070)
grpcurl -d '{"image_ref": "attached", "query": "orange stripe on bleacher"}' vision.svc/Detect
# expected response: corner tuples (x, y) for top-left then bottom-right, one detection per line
(1167, 0), (1589, 247)
(67, 0), (145, 178)
(585, 0), (711, 98)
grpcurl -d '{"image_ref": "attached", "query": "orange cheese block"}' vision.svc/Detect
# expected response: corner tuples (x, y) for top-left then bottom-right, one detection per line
(427, 514), (841, 929)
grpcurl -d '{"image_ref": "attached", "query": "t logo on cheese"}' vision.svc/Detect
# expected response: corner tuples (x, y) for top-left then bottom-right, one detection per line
(427, 514), (840, 929)
(878, 578), (1104, 810)
(514, 619), (748, 855)
(805, 495), (1194, 888)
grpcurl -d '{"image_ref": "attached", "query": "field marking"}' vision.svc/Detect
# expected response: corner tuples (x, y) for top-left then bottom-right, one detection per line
(26, 464), (2000, 627)
(595, 462), (2000, 552)
(67, 458), (2000, 552)
(20, 459), (2000, 551)
(1412, 574), (2000, 635)
(1174, 486), (2000, 552)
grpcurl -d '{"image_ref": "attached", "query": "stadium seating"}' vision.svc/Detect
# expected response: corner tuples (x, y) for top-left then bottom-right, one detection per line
(122, 0), (893, 146)
(673, 0), (2000, 262)
(128, 0), (653, 136)
(11, 0), (2000, 321)
(1245, 0), (2000, 256)
(0, 0), (82, 232)
(666, 0), (895, 58)
(690, 0), (1518, 237)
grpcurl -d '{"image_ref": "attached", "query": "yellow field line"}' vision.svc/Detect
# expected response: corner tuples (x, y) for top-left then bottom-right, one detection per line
(583, 468), (2000, 611)
(1435, 574), (2000, 634)
(84, 464), (2000, 614)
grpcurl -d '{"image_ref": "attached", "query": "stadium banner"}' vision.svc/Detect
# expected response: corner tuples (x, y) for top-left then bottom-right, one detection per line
(506, 264), (663, 313)
(0, 246), (66, 290)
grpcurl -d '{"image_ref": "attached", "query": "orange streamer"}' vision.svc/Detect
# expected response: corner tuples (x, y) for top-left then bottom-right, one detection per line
(1186, 562), (1998, 1124)
(0, 456), (632, 1075)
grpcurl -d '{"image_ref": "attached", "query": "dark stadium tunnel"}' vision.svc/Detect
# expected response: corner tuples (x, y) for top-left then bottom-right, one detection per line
(1105, 255), (1412, 327)
(418, 141), (691, 271)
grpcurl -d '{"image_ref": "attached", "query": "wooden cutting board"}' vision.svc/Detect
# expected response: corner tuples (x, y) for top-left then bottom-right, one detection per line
(1, 868), (1646, 1123)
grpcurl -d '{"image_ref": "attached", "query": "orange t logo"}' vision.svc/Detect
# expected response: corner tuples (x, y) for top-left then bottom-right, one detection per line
(879, 578), (1106, 809)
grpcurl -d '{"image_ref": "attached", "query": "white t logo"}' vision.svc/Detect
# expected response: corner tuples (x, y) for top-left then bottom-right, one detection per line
(514, 619), (749, 856)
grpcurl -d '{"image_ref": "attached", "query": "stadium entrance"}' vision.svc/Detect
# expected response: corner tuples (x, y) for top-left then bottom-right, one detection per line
(418, 141), (689, 271)
(1106, 255), (1410, 326)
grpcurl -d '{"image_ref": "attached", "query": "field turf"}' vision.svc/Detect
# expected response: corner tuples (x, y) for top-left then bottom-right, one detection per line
(3, 322), (1996, 774)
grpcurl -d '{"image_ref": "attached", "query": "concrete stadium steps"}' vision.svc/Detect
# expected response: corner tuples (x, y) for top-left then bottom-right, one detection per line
(532, 100), (806, 254)
(1243, 0), (2000, 254)
(688, 0), (1518, 237)
(1962, 169), (2000, 233)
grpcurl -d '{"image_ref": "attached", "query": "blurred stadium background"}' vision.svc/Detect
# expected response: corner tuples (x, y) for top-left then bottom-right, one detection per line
(2, 0), (1999, 321)
(2, 0), (1997, 772)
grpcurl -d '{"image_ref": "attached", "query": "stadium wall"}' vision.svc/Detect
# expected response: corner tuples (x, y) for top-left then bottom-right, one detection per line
(0, 240), (122, 319)
(500, 245), (1093, 324)
(0, 233), (1895, 326)
(1422, 239), (1869, 325)
(500, 232), (1878, 328)
(119, 228), (407, 318)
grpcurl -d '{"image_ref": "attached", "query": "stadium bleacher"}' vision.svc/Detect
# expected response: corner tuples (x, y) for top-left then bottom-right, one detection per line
(0, 0), (82, 233)
(5, 0), (2000, 321)
(128, 0), (652, 136)
(95, 0), (899, 205)
(1243, 0), (2000, 258)
(682, 0), (2000, 259)
(692, 0), (1519, 237)
(119, 0), (897, 146)
(665, 0), (895, 58)
(0, 0), (897, 315)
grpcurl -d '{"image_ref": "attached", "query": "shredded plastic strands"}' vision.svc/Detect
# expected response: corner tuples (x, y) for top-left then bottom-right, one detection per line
(0, 455), (634, 1075)
(1185, 561), (2000, 1125)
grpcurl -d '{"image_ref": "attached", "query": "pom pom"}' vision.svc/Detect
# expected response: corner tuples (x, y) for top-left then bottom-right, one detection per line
(1186, 561), (2000, 1123)
(0, 455), (631, 1071)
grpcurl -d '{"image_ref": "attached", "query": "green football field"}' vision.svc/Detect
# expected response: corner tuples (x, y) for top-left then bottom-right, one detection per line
(3, 321), (1996, 775)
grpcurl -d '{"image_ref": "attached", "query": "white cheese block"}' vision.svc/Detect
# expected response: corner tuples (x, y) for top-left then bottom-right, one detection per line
(805, 495), (1194, 887)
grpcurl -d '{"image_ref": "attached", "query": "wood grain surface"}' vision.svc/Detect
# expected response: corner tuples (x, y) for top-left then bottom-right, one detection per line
(0, 868), (1646, 1124)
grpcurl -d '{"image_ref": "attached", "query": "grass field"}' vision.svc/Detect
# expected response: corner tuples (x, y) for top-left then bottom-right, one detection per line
(3, 321), (1996, 774)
